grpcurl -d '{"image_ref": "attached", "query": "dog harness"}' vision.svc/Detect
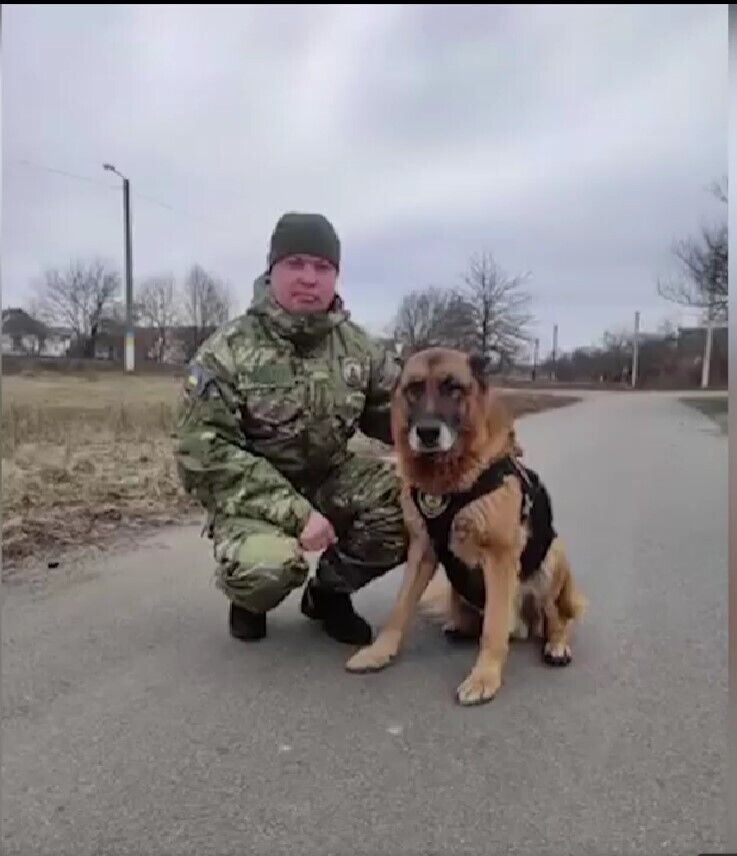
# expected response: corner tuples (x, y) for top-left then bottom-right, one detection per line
(410, 457), (556, 610)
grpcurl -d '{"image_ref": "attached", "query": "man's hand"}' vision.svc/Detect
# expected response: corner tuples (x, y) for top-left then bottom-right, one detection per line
(299, 511), (337, 552)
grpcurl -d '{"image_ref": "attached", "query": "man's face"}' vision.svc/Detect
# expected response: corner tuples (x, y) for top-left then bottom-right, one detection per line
(270, 254), (338, 314)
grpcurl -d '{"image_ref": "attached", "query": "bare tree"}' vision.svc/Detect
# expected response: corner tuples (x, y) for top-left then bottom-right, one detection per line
(35, 258), (120, 357)
(393, 287), (475, 353)
(138, 274), (180, 362)
(460, 252), (534, 368)
(436, 295), (478, 351)
(657, 178), (728, 321)
(183, 264), (232, 355)
(601, 328), (632, 352)
(393, 288), (442, 351)
(707, 175), (728, 204)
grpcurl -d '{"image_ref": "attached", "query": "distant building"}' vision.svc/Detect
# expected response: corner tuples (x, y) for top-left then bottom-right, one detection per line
(676, 324), (728, 384)
(42, 326), (74, 356)
(1, 308), (73, 357)
(676, 325), (728, 357)
(0, 306), (229, 366)
(90, 320), (217, 365)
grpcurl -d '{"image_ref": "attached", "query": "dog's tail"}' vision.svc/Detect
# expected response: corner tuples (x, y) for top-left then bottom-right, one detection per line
(418, 566), (454, 624)
(556, 556), (587, 621)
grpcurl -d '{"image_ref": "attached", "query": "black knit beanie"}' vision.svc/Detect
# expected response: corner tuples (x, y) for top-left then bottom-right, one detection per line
(268, 212), (341, 272)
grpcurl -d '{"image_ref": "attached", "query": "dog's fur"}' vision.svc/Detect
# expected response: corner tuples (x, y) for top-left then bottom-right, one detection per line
(345, 347), (586, 706)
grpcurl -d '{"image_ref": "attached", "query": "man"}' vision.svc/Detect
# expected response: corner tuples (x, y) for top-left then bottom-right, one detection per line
(174, 212), (407, 646)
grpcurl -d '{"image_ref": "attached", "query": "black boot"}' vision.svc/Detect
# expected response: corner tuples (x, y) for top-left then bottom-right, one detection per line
(229, 602), (267, 641)
(300, 579), (372, 645)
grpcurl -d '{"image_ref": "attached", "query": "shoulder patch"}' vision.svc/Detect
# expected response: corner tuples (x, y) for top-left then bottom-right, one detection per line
(184, 363), (217, 398)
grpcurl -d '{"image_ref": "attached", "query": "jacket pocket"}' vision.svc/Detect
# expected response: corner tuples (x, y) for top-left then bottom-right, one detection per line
(240, 385), (303, 438)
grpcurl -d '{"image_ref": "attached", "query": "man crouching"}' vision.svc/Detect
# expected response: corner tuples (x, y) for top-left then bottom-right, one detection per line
(174, 213), (407, 645)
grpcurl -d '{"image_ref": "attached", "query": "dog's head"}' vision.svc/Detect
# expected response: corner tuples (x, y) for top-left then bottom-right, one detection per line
(391, 347), (514, 487)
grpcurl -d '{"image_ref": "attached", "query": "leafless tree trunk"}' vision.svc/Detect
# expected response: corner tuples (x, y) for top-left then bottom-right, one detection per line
(184, 264), (232, 356)
(460, 252), (534, 368)
(35, 258), (120, 358)
(138, 275), (180, 362)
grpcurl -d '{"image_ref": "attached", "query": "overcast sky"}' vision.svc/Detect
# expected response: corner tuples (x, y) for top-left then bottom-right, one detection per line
(3, 4), (727, 354)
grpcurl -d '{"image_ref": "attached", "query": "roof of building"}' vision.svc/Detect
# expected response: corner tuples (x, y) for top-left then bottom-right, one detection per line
(1, 308), (49, 338)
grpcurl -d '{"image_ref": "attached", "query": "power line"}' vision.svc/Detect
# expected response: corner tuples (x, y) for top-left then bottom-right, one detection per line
(16, 158), (115, 188)
(13, 158), (205, 219)
(134, 191), (176, 212)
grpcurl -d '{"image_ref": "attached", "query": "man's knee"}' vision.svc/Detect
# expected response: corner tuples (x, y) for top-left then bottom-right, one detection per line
(213, 527), (309, 613)
(358, 476), (406, 561)
(336, 458), (407, 568)
(319, 489), (408, 592)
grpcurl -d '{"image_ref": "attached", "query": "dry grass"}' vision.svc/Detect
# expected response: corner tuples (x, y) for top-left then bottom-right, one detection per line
(1, 371), (580, 571)
(2, 373), (195, 568)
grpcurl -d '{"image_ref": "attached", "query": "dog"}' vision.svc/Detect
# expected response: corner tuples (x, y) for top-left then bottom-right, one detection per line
(345, 347), (586, 706)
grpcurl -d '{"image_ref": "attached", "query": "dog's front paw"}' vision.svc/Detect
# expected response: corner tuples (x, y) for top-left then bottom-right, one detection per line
(543, 641), (572, 667)
(509, 614), (530, 641)
(455, 665), (501, 706)
(345, 636), (400, 673)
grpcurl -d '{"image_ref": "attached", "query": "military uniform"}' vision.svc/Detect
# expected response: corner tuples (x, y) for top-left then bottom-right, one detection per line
(174, 271), (407, 640)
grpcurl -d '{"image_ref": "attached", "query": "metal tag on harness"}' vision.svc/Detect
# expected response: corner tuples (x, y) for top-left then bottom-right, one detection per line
(416, 491), (450, 518)
(521, 491), (533, 520)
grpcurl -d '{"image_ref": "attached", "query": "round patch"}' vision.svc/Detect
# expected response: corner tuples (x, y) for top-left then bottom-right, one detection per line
(417, 491), (450, 518)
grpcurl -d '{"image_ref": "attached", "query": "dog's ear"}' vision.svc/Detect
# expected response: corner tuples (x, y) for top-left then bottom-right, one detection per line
(468, 352), (491, 389)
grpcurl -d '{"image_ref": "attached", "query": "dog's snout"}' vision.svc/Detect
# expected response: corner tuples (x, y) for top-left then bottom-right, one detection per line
(408, 415), (456, 455)
(416, 423), (440, 448)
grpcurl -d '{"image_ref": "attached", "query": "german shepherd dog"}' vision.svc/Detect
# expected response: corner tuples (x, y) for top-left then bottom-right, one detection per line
(345, 347), (586, 706)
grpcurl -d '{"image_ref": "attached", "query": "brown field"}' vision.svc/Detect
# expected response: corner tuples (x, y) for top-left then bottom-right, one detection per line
(1, 371), (579, 572)
(2, 373), (193, 570)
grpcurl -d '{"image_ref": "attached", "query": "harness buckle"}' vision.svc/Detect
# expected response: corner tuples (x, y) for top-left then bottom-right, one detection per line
(521, 491), (533, 520)
(509, 456), (535, 522)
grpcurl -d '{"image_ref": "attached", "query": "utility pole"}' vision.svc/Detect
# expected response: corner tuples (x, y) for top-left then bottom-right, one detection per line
(103, 163), (134, 373)
(701, 307), (714, 389)
(532, 337), (539, 382)
(631, 310), (640, 388)
(551, 324), (558, 380)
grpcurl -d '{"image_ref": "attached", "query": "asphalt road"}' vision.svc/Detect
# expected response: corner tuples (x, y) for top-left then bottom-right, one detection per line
(3, 392), (728, 856)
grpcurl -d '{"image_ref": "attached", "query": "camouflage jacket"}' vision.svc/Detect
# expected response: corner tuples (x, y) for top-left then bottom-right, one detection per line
(174, 274), (400, 537)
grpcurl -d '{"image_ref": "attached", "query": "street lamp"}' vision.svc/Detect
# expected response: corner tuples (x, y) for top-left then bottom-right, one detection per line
(103, 163), (134, 372)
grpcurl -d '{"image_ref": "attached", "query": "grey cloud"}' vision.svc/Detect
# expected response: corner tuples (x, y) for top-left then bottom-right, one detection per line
(3, 4), (726, 352)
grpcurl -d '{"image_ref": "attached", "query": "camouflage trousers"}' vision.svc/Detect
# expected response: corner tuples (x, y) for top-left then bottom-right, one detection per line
(211, 455), (407, 613)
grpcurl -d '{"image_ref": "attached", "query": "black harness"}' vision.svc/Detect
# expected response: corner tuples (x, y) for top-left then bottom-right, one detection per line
(410, 457), (556, 610)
